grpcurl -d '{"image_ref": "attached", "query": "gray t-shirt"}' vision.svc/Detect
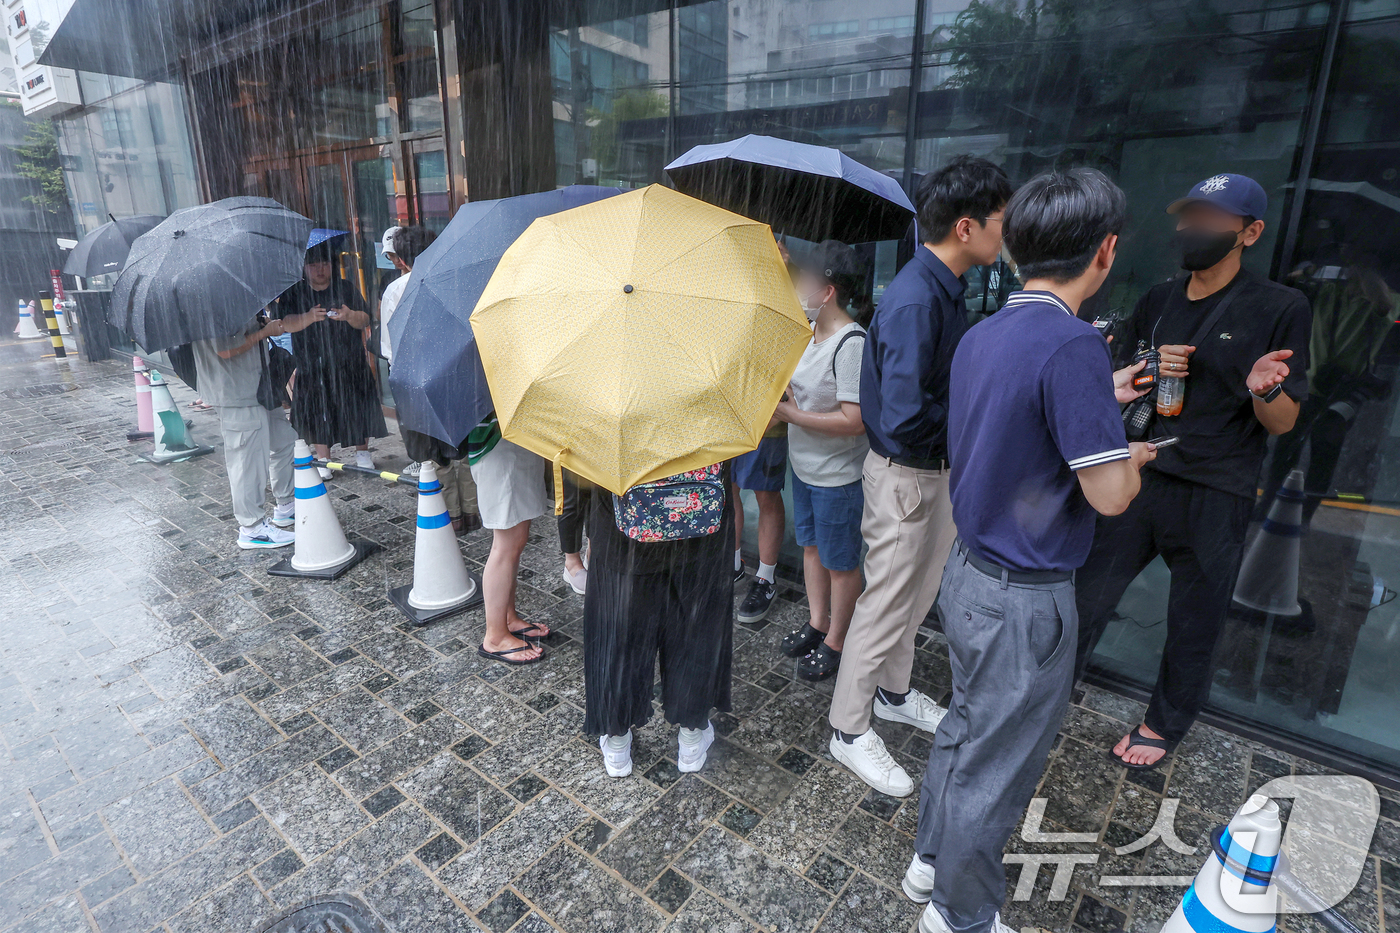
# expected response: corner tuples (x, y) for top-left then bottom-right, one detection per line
(191, 322), (262, 409)
(788, 321), (869, 487)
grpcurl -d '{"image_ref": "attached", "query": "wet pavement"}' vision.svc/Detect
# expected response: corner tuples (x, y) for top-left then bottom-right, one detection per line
(0, 338), (1395, 933)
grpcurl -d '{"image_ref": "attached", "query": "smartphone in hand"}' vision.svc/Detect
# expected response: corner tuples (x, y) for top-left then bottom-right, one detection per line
(1146, 435), (1180, 448)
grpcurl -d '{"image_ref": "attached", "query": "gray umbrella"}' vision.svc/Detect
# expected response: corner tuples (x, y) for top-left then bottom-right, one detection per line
(110, 197), (314, 352)
(63, 214), (165, 277)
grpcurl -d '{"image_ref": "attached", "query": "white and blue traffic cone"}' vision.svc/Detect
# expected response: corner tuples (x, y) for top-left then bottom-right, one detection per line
(52, 299), (71, 335)
(388, 461), (483, 625)
(1160, 794), (1281, 933)
(269, 439), (378, 580)
(140, 370), (213, 464)
(15, 299), (42, 338)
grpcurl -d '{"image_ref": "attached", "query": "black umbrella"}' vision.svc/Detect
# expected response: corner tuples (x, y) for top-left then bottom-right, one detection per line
(387, 185), (624, 446)
(62, 214), (165, 277)
(665, 134), (916, 244)
(110, 197), (314, 352)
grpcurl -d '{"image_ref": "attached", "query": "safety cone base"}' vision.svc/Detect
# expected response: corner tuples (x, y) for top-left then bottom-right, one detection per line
(388, 571), (484, 626)
(128, 418), (193, 443)
(268, 538), (380, 581)
(139, 443), (215, 464)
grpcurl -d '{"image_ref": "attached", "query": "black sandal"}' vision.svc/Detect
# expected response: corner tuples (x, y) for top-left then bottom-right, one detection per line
(797, 642), (842, 681)
(1109, 724), (1176, 771)
(477, 644), (547, 666)
(510, 622), (550, 640)
(781, 623), (825, 658)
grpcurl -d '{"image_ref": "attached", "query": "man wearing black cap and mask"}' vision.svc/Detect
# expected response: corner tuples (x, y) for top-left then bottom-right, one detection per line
(1074, 173), (1311, 770)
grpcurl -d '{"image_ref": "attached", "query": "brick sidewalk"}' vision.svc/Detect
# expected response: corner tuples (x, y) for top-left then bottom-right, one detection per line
(0, 343), (1392, 933)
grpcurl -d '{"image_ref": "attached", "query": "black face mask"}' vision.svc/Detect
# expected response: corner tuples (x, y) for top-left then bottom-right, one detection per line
(1174, 228), (1242, 271)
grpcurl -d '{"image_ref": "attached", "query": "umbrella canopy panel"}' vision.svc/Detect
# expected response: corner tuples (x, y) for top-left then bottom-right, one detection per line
(665, 134), (916, 244)
(63, 214), (166, 277)
(471, 184), (811, 495)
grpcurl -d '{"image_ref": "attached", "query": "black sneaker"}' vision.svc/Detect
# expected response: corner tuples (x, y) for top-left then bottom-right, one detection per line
(737, 578), (777, 624)
(734, 560), (746, 583)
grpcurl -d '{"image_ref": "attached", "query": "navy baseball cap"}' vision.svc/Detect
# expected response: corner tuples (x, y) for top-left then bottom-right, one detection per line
(1167, 173), (1267, 219)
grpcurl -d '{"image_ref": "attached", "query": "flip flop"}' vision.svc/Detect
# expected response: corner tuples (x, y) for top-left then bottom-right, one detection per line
(187, 400), (213, 411)
(1109, 724), (1176, 771)
(510, 622), (550, 640)
(477, 643), (547, 666)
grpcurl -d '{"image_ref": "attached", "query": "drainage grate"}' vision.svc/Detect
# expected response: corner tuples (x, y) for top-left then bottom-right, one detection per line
(2, 383), (80, 399)
(0, 437), (87, 458)
(257, 896), (387, 933)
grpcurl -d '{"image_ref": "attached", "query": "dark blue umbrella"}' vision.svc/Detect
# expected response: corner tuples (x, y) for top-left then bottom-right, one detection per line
(387, 185), (625, 446)
(665, 135), (915, 244)
(307, 228), (347, 249)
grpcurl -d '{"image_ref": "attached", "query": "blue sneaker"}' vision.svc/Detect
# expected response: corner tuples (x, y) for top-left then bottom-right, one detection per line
(238, 520), (294, 550)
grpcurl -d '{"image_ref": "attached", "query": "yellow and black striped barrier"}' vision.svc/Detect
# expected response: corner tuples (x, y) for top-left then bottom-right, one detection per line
(315, 459), (418, 488)
(39, 290), (65, 360)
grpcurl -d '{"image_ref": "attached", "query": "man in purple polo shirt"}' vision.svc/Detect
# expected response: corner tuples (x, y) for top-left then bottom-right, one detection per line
(900, 168), (1156, 933)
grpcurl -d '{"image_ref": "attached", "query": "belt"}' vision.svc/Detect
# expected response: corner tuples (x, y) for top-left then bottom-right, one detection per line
(959, 542), (1073, 585)
(887, 454), (948, 472)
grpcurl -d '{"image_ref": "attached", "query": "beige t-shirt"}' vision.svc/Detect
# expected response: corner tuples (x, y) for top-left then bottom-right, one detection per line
(787, 321), (868, 487)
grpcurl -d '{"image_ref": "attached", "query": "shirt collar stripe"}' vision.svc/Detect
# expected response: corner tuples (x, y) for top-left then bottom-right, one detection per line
(1003, 290), (1074, 316)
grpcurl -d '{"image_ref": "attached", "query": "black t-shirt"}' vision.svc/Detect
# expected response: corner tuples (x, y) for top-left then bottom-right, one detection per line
(1118, 269), (1311, 499)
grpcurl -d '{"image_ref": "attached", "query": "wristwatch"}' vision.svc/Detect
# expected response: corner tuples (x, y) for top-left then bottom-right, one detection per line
(1250, 384), (1283, 403)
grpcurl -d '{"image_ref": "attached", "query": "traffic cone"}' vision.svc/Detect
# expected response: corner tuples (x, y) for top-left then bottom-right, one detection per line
(1160, 793), (1281, 933)
(388, 461), (483, 625)
(268, 440), (379, 580)
(1232, 469), (1305, 619)
(126, 357), (157, 441)
(15, 299), (42, 338)
(52, 299), (70, 335)
(140, 370), (213, 464)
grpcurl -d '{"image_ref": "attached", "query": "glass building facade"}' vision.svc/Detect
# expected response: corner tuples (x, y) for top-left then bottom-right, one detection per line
(38, 0), (1400, 781)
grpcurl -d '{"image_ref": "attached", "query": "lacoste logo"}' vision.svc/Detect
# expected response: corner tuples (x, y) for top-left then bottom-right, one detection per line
(1201, 175), (1230, 193)
(1220, 332), (1232, 340)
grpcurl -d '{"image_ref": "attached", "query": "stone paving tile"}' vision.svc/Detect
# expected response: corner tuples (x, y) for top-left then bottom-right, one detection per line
(364, 860), (482, 933)
(598, 776), (731, 888)
(676, 825), (831, 931)
(252, 765), (369, 861)
(104, 778), (214, 875)
(516, 843), (667, 933)
(396, 751), (516, 844)
(0, 355), (1392, 933)
(438, 788), (587, 909)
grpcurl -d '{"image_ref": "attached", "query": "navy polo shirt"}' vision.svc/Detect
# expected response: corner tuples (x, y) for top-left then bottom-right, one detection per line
(860, 247), (969, 464)
(948, 291), (1130, 573)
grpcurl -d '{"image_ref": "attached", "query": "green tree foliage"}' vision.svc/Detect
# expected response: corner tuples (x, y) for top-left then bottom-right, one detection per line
(9, 105), (67, 213)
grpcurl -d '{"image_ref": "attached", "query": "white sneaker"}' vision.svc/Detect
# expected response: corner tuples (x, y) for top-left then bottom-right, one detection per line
(237, 520), (294, 550)
(562, 566), (587, 595)
(271, 501), (295, 528)
(918, 903), (1015, 933)
(902, 853), (937, 903)
(677, 723), (715, 773)
(600, 732), (632, 778)
(402, 461), (422, 476)
(829, 729), (913, 797)
(355, 450), (375, 470)
(874, 688), (947, 734)
(316, 465), (334, 481)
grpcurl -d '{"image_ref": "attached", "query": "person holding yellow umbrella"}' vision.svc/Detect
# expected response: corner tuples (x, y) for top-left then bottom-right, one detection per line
(471, 184), (810, 777)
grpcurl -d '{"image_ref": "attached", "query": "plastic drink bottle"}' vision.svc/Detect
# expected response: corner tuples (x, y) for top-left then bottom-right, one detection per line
(1157, 371), (1184, 416)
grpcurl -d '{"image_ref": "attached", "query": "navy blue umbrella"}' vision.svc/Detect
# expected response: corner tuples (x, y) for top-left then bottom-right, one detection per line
(387, 185), (625, 447)
(665, 135), (915, 244)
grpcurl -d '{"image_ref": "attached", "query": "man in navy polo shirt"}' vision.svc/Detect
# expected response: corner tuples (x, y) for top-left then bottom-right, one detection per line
(900, 168), (1156, 933)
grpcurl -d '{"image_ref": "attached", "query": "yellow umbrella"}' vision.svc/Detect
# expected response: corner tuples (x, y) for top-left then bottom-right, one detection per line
(470, 183), (810, 501)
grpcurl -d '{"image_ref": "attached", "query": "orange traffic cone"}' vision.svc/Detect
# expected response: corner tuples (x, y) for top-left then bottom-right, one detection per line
(389, 461), (482, 625)
(268, 440), (379, 580)
(1160, 794), (1281, 933)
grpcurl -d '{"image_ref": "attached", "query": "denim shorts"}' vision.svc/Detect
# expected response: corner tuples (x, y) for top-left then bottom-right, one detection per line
(792, 472), (864, 572)
(732, 436), (788, 491)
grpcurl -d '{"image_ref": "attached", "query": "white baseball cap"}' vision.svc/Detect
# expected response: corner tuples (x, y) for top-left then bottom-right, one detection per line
(380, 226), (403, 257)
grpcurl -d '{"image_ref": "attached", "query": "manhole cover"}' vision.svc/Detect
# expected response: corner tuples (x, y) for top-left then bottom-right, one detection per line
(1, 383), (80, 399)
(258, 896), (386, 933)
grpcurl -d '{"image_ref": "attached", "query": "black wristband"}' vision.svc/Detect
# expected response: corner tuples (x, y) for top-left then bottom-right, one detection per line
(1250, 383), (1283, 403)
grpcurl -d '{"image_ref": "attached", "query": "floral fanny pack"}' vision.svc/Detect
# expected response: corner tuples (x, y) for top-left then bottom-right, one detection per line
(614, 463), (725, 542)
